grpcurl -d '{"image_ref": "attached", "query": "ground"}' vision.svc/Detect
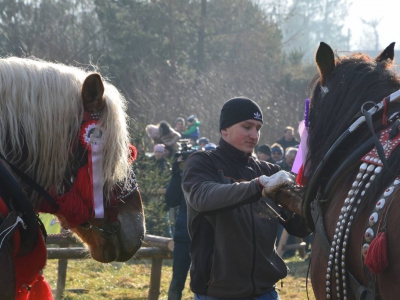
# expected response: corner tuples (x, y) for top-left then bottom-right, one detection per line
(43, 255), (316, 299)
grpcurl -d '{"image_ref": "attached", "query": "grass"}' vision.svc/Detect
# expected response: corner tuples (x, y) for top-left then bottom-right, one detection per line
(43, 255), (316, 299)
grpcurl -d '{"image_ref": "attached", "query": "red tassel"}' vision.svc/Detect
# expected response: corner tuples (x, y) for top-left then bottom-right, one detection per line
(364, 231), (388, 274)
(27, 275), (53, 300)
(129, 144), (137, 164)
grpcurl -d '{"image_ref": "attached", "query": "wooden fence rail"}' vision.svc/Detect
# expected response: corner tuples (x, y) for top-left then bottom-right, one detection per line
(46, 234), (173, 300)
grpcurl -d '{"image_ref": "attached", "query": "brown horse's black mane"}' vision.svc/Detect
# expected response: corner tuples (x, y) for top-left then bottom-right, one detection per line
(305, 47), (400, 215)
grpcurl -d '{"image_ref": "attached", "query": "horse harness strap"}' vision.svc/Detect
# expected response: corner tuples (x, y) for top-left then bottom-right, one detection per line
(311, 200), (376, 300)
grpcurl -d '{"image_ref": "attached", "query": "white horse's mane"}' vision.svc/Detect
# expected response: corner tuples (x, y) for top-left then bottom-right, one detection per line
(0, 57), (131, 201)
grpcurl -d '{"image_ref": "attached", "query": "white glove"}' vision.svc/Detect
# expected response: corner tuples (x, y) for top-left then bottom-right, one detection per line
(258, 170), (295, 197)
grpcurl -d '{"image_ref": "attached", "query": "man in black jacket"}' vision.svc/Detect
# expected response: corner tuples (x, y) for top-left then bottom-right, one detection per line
(182, 97), (311, 300)
(165, 157), (192, 300)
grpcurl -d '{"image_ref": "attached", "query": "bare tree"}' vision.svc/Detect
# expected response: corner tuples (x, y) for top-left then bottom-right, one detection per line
(0, 0), (102, 64)
(360, 18), (382, 51)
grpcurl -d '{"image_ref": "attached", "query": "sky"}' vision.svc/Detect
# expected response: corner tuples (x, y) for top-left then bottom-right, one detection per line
(345, 0), (400, 51)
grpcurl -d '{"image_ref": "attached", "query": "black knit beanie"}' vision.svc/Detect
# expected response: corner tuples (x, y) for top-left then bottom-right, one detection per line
(257, 144), (271, 156)
(219, 97), (263, 131)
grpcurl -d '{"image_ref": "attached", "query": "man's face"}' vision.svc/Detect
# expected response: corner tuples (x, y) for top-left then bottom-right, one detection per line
(154, 150), (164, 160)
(271, 151), (282, 162)
(284, 129), (293, 141)
(285, 151), (297, 167)
(198, 142), (207, 149)
(257, 152), (270, 161)
(221, 119), (262, 153)
(175, 121), (183, 131)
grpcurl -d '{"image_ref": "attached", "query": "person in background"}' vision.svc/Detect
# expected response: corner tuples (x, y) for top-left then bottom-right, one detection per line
(182, 115), (200, 142)
(270, 143), (283, 163)
(275, 126), (299, 153)
(204, 143), (217, 151)
(159, 121), (181, 152)
(197, 137), (210, 150)
(146, 121), (181, 152)
(146, 124), (162, 144)
(151, 144), (170, 174)
(174, 117), (185, 135)
(277, 147), (297, 172)
(256, 144), (274, 163)
(182, 97), (311, 300)
(165, 156), (192, 300)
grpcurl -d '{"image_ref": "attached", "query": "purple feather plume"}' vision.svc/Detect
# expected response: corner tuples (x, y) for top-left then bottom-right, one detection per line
(304, 98), (310, 128)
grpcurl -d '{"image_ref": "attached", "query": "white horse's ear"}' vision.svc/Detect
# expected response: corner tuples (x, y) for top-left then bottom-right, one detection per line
(82, 73), (106, 112)
(315, 42), (335, 86)
(375, 42), (395, 66)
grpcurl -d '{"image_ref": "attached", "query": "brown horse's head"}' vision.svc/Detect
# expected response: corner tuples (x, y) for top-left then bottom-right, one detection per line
(305, 43), (400, 300)
(0, 57), (145, 263)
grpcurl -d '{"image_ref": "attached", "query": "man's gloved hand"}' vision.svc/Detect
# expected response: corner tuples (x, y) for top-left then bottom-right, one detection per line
(258, 170), (295, 198)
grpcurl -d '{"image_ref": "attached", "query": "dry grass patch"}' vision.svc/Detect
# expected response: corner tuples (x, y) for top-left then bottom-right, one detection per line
(43, 256), (315, 299)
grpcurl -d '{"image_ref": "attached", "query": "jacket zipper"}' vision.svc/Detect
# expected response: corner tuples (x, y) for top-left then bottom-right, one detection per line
(250, 203), (256, 295)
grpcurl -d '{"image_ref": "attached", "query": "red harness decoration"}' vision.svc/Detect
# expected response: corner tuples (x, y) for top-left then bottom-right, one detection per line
(0, 197), (52, 300)
(361, 127), (400, 274)
(361, 127), (400, 165)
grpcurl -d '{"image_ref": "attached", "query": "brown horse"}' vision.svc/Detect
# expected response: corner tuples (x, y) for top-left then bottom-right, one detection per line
(0, 57), (145, 298)
(297, 42), (400, 300)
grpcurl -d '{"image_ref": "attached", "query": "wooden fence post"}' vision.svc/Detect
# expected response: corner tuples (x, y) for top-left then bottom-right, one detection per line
(55, 258), (68, 300)
(148, 257), (163, 300)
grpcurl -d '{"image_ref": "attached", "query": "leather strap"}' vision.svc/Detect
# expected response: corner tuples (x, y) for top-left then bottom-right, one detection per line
(311, 199), (331, 257)
(0, 152), (58, 209)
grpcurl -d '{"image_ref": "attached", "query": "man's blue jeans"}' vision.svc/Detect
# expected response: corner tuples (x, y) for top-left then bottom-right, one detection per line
(194, 289), (280, 300)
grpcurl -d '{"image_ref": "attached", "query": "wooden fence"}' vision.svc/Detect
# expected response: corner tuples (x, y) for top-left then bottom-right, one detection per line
(46, 229), (307, 300)
(46, 233), (174, 300)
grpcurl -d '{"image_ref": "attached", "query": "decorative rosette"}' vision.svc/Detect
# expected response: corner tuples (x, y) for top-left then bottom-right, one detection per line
(79, 120), (102, 148)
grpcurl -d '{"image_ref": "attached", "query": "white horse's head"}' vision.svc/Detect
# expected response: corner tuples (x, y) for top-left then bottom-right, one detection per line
(0, 57), (145, 262)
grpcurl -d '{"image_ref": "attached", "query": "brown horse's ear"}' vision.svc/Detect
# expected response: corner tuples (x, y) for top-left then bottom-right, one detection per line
(82, 73), (106, 112)
(375, 42), (395, 65)
(315, 42), (335, 86)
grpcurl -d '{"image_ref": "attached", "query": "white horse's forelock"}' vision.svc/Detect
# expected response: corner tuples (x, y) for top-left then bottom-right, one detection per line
(0, 57), (130, 203)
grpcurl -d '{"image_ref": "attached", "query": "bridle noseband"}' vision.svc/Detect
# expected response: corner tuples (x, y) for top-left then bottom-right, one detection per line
(79, 168), (138, 239)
